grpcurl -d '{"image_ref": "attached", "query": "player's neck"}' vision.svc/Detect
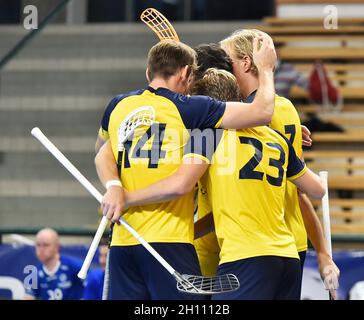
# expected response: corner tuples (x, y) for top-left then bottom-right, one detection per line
(149, 76), (184, 94)
(238, 74), (259, 99)
(43, 254), (60, 273)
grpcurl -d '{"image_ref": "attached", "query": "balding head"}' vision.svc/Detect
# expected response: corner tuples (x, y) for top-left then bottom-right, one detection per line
(35, 228), (60, 264)
(36, 228), (59, 245)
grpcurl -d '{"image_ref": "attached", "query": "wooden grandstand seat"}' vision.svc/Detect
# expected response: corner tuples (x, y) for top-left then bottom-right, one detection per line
(311, 131), (364, 143)
(273, 35), (364, 46)
(247, 25), (364, 35)
(294, 63), (364, 73)
(264, 17), (364, 26)
(279, 47), (364, 61)
(311, 199), (364, 235)
(290, 85), (364, 100)
(296, 104), (364, 113)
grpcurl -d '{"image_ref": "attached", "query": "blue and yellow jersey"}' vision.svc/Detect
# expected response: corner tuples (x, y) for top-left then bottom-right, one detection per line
(193, 174), (220, 276)
(269, 95), (307, 252)
(196, 126), (306, 265)
(245, 92), (308, 253)
(100, 86), (225, 246)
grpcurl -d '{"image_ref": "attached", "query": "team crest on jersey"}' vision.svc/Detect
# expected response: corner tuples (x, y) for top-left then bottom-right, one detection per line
(59, 273), (68, 282)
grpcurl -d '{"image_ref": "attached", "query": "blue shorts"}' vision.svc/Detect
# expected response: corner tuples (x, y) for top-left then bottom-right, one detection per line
(212, 255), (302, 300)
(108, 243), (207, 300)
(299, 250), (307, 272)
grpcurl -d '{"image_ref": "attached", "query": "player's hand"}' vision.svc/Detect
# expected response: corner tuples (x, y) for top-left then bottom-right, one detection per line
(302, 125), (312, 147)
(101, 186), (125, 225)
(252, 32), (277, 72)
(318, 253), (340, 300)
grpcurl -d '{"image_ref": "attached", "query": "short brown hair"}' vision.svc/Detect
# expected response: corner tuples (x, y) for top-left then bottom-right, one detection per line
(191, 68), (241, 101)
(147, 40), (197, 81)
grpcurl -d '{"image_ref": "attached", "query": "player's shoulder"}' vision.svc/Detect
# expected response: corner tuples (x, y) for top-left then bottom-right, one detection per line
(155, 87), (214, 107)
(60, 255), (83, 270)
(273, 94), (301, 124)
(274, 94), (296, 109)
(110, 89), (146, 107)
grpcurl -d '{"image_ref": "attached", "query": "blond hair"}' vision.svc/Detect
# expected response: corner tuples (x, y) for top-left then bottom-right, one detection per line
(191, 68), (241, 101)
(220, 29), (261, 75)
(147, 40), (197, 80)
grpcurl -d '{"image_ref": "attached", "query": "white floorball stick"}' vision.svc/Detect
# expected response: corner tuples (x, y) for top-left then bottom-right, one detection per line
(31, 126), (239, 295)
(319, 171), (332, 257)
(31, 106), (155, 280)
(319, 171), (334, 300)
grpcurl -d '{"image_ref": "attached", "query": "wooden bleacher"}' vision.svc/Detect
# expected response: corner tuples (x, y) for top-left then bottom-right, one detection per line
(250, 25), (364, 35)
(264, 10), (364, 237)
(279, 47), (364, 61)
(290, 85), (364, 100)
(264, 17), (364, 26)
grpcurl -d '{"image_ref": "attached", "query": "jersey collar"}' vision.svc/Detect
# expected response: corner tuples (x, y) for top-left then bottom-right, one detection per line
(43, 260), (61, 276)
(244, 90), (257, 103)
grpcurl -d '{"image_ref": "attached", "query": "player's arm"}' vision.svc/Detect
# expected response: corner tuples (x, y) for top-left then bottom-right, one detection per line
(298, 192), (340, 298)
(283, 133), (325, 199)
(124, 157), (208, 207)
(95, 134), (107, 154)
(94, 140), (125, 224)
(194, 212), (214, 239)
(95, 95), (123, 153)
(220, 34), (276, 129)
(290, 169), (325, 199)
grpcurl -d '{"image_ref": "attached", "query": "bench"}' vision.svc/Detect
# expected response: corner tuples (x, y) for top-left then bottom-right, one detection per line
(296, 104), (364, 113)
(304, 150), (364, 171)
(294, 63), (364, 72)
(264, 17), (364, 26)
(247, 25), (364, 35)
(311, 131), (364, 143)
(290, 85), (364, 99)
(311, 198), (364, 235)
(279, 47), (364, 61)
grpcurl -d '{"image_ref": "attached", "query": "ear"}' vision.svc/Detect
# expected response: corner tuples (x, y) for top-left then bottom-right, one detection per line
(180, 65), (189, 81)
(145, 68), (151, 82)
(240, 56), (253, 73)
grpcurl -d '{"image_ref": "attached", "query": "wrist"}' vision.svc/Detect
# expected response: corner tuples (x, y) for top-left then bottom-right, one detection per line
(317, 251), (332, 262)
(258, 69), (274, 77)
(105, 179), (122, 189)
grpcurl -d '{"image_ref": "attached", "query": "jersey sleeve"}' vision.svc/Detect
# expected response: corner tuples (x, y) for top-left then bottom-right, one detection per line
(286, 137), (307, 180)
(183, 128), (223, 163)
(99, 94), (125, 138)
(175, 95), (226, 129)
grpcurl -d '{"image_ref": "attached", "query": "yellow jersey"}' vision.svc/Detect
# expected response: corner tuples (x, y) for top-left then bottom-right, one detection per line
(246, 92), (308, 252)
(194, 174), (220, 276)
(101, 86), (226, 246)
(270, 95), (307, 252)
(197, 127), (306, 265)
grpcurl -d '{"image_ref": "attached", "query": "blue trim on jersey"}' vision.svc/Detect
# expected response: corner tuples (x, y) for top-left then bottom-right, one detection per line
(273, 130), (305, 178)
(150, 87), (226, 129)
(244, 90), (257, 103)
(101, 89), (146, 132)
